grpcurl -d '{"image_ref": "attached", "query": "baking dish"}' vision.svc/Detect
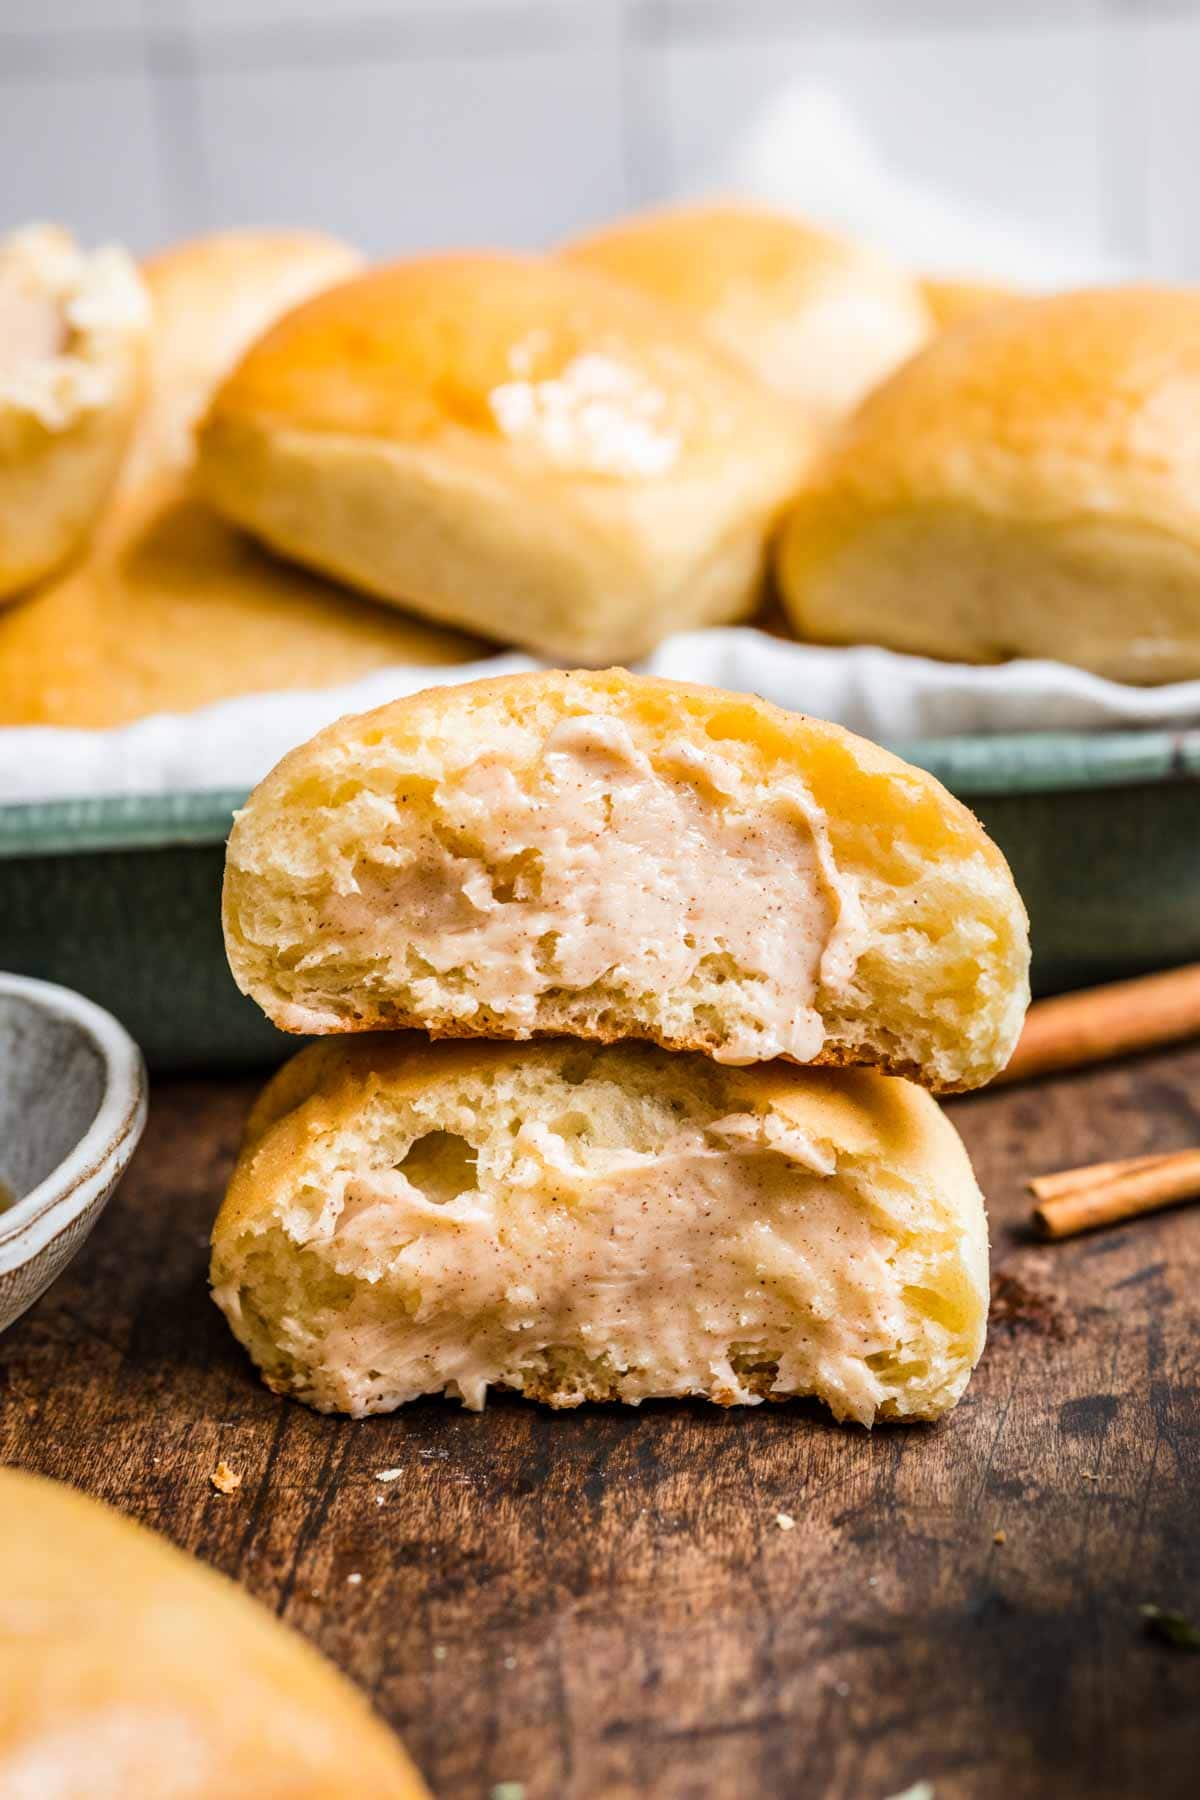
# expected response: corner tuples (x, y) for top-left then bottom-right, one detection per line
(1, 728), (1195, 1071)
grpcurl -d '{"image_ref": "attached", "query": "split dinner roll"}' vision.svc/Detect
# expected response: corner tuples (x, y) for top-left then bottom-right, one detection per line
(777, 286), (1200, 684)
(222, 669), (1030, 1091)
(0, 1467), (425, 1798)
(563, 203), (931, 426)
(195, 252), (814, 662)
(211, 1036), (990, 1423)
(0, 231), (481, 727)
(0, 224), (148, 600)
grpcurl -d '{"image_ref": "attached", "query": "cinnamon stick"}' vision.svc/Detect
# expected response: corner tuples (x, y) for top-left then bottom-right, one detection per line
(1027, 1151), (1179, 1203)
(1031, 1147), (1200, 1240)
(997, 963), (1200, 1086)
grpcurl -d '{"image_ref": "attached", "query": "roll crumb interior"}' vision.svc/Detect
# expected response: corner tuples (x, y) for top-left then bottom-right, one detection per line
(212, 1036), (989, 1424)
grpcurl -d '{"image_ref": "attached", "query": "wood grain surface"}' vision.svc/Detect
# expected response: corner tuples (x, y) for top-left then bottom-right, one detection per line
(3, 1046), (1199, 1800)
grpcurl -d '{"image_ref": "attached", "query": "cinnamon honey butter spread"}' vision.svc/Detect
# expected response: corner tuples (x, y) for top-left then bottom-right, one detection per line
(321, 712), (869, 1066)
(0, 225), (148, 428)
(223, 669), (1030, 1091)
(269, 1108), (906, 1415)
(0, 263), (67, 368)
(211, 1037), (991, 1422)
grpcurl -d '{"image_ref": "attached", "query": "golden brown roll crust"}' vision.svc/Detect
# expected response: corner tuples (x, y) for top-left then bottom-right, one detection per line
(0, 1467), (426, 1798)
(196, 252), (815, 661)
(213, 1036), (989, 1423)
(920, 273), (1015, 331)
(0, 485), (485, 727)
(562, 204), (931, 424)
(0, 231), (482, 726)
(223, 667), (1029, 1091)
(0, 224), (149, 601)
(777, 286), (1200, 683)
(128, 228), (363, 488)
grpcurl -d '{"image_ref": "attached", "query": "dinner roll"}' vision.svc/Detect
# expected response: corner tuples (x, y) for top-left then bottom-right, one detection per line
(562, 203), (931, 424)
(0, 1467), (425, 1797)
(212, 1037), (989, 1423)
(0, 231), (482, 727)
(777, 287), (1200, 683)
(920, 273), (1015, 331)
(0, 224), (148, 600)
(223, 669), (1029, 1091)
(128, 228), (363, 487)
(0, 486), (484, 727)
(195, 252), (814, 662)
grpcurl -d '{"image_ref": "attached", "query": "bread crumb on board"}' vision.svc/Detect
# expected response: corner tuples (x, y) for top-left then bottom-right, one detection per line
(774, 1512), (796, 1531)
(374, 1468), (404, 1482)
(210, 1461), (242, 1496)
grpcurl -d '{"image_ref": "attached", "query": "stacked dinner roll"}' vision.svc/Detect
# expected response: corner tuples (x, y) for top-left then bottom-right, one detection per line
(213, 668), (1030, 1426)
(194, 251), (815, 662)
(0, 1467), (426, 1797)
(561, 202), (932, 427)
(776, 285), (1200, 684)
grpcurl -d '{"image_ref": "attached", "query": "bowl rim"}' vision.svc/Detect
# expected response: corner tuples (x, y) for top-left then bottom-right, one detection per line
(0, 725), (1195, 858)
(0, 972), (147, 1265)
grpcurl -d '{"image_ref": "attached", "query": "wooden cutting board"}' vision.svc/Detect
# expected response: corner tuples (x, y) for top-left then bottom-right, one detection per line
(2, 1046), (1198, 1799)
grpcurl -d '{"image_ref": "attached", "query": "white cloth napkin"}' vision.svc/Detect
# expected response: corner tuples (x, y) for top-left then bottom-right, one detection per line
(705, 85), (1135, 287)
(2, 631), (1198, 805)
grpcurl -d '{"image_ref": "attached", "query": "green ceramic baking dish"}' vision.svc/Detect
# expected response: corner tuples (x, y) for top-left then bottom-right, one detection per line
(1, 727), (1197, 1071)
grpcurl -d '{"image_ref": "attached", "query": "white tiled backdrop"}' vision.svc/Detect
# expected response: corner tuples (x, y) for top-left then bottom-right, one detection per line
(0, 0), (1197, 275)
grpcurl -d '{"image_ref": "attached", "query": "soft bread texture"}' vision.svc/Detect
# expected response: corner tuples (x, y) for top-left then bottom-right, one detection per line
(0, 231), (481, 727)
(223, 669), (1029, 1091)
(0, 1467), (425, 1798)
(195, 252), (815, 661)
(920, 274), (1015, 332)
(563, 204), (931, 426)
(0, 224), (149, 600)
(777, 286), (1200, 684)
(213, 1037), (989, 1423)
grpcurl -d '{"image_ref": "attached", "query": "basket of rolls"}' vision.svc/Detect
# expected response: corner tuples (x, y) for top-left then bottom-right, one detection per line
(0, 205), (1195, 1070)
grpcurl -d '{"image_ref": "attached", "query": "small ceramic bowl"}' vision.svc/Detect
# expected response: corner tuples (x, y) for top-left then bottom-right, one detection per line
(0, 972), (147, 1333)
